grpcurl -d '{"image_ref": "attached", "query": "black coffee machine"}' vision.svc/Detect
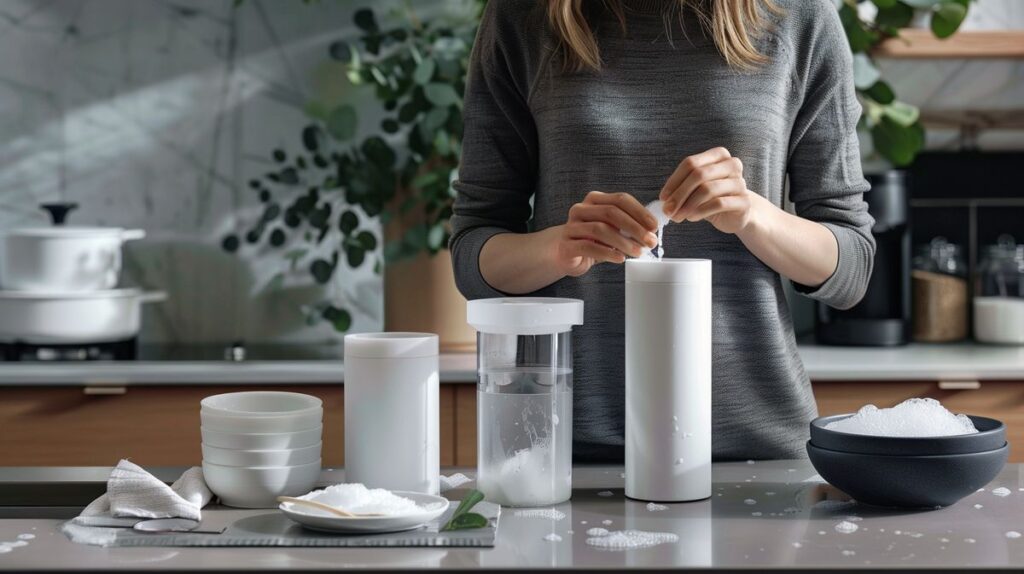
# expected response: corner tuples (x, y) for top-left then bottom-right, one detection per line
(815, 171), (911, 346)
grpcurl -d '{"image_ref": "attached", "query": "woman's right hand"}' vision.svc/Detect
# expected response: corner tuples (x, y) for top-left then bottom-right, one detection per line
(551, 191), (660, 277)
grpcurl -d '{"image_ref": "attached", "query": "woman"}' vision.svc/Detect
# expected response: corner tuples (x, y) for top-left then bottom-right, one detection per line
(450, 0), (875, 461)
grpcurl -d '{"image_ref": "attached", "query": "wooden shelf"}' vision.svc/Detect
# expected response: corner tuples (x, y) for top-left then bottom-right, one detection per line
(873, 29), (1024, 59)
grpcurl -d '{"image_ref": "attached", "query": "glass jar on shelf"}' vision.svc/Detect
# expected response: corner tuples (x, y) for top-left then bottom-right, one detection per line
(912, 237), (968, 342)
(975, 235), (1024, 345)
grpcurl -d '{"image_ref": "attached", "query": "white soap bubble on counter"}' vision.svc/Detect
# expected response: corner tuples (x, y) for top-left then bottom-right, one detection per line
(514, 508), (566, 521)
(602, 519), (614, 525)
(974, 504), (984, 509)
(842, 550), (856, 557)
(16, 534), (34, 540)
(586, 527), (610, 537)
(743, 499), (757, 505)
(295, 483), (427, 517)
(992, 487), (1011, 497)
(543, 533), (562, 542)
(646, 502), (669, 512)
(585, 528), (680, 550)
(824, 398), (978, 437)
(835, 521), (859, 534)
(1007, 531), (1022, 539)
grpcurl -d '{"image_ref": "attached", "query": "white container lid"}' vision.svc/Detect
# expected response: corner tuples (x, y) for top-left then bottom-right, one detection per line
(467, 297), (584, 335)
(626, 258), (711, 284)
(5, 226), (132, 238)
(344, 332), (439, 358)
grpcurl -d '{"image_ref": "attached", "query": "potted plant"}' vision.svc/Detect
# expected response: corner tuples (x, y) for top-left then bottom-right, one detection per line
(225, 0), (969, 346)
(224, 1), (482, 350)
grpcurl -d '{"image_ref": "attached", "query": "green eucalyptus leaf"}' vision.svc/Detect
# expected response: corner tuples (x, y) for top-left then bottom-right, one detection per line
(328, 40), (351, 62)
(339, 210), (359, 234)
(357, 230), (378, 251)
(346, 245), (366, 267)
(864, 80), (896, 104)
(382, 118), (400, 133)
(932, 1), (967, 38)
(875, 2), (914, 29)
(882, 100), (920, 126)
(901, 0), (944, 8)
(326, 105), (358, 141)
(839, 4), (878, 53)
(444, 513), (488, 531)
(872, 117), (925, 167)
(353, 8), (377, 32)
(424, 82), (461, 107)
(413, 58), (436, 85)
(301, 125), (322, 152)
(272, 149), (287, 163)
(269, 227), (286, 247)
(322, 305), (352, 332)
(310, 259), (333, 284)
(421, 106), (450, 134)
(871, 0), (898, 8)
(262, 202), (281, 222)
(221, 234), (240, 253)
(362, 136), (396, 167)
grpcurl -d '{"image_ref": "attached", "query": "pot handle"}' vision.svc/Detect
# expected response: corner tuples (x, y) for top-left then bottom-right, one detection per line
(138, 291), (168, 304)
(121, 229), (147, 241)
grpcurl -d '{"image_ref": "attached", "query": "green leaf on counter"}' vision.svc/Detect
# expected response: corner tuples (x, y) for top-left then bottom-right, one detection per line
(442, 489), (487, 531)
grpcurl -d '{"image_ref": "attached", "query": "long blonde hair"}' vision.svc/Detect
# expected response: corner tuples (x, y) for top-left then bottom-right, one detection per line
(547, 0), (779, 72)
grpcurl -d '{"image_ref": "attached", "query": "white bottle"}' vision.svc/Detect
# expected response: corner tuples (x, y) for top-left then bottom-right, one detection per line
(344, 332), (439, 494)
(625, 259), (712, 502)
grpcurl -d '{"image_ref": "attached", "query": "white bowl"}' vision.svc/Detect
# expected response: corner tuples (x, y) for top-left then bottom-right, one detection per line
(203, 460), (322, 508)
(201, 426), (322, 450)
(202, 442), (322, 467)
(200, 409), (322, 433)
(201, 392), (322, 417)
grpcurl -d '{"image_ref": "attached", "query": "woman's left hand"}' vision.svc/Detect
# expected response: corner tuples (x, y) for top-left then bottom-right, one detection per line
(658, 147), (763, 234)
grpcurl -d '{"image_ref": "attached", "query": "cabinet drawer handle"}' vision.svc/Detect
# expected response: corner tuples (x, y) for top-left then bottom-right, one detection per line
(83, 385), (127, 395)
(938, 381), (981, 390)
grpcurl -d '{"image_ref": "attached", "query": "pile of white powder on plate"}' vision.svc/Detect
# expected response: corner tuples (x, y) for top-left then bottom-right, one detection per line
(295, 483), (426, 516)
(823, 398), (978, 437)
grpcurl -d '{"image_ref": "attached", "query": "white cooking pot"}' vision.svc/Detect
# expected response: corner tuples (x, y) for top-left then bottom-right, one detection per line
(0, 289), (166, 344)
(0, 227), (146, 292)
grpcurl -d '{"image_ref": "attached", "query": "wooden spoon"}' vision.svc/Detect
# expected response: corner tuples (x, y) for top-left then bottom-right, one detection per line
(277, 496), (385, 518)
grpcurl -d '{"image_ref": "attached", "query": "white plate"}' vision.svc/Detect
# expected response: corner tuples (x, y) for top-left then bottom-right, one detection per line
(279, 491), (450, 534)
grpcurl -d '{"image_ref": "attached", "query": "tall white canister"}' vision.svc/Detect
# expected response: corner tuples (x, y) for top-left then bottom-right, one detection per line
(625, 259), (711, 502)
(344, 332), (439, 494)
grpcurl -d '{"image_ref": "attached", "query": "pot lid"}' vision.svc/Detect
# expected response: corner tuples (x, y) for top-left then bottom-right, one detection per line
(0, 288), (143, 300)
(4, 226), (132, 238)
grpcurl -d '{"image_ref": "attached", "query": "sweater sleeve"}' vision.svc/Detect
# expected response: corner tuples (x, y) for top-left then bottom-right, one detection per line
(786, 2), (876, 311)
(448, 2), (539, 300)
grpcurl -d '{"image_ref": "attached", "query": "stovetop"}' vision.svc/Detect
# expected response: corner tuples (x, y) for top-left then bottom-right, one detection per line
(0, 340), (345, 362)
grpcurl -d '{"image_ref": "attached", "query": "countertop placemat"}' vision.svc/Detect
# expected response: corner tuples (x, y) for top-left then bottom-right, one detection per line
(102, 502), (500, 548)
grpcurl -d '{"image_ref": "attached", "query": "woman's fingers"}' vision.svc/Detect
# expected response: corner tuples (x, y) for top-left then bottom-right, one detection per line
(583, 191), (659, 232)
(569, 203), (657, 248)
(663, 156), (743, 220)
(567, 221), (644, 258)
(567, 237), (626, 265)
(659, 147), (732, 202)
(671, 177), (745, 223)
(686, 192), (751, 223)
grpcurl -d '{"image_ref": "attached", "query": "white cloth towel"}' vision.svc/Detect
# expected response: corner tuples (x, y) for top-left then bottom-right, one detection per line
(77, 459), (212, 523)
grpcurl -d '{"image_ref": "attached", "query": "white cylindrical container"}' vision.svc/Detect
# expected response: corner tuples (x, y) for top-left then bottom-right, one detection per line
(625, 259), (711, 502)
(343, 332), (439, 494)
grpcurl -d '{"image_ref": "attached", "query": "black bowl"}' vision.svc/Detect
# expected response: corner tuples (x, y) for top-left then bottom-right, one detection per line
(810, 414), (1005, 456)
(807, 441), (1009, 508)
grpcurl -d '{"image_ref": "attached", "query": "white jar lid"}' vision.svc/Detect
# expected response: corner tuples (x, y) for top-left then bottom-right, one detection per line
(344, 332), (438, 358)
(467, 297), (584, 335)
(626, 258), (711, 284)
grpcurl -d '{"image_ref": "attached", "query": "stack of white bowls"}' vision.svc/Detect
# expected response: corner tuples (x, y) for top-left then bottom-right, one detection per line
(200, 391), (323, 508)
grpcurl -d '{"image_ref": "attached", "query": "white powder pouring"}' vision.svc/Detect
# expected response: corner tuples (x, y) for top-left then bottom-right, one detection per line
(293, 483), (437, 517)
(824, 398), (978, 437)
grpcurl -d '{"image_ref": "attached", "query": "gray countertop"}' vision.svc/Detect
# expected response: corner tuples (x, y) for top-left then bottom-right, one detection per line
(2, 342), (1024, 386)
(2, 462), (1024, 571)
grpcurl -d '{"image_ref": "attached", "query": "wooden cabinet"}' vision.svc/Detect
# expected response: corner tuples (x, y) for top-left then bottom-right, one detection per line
(1, 380), (1020, 467)
(0, 385), (456, 467)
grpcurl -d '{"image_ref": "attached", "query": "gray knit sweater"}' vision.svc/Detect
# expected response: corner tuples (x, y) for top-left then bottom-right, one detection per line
(450, 0), (875, 461)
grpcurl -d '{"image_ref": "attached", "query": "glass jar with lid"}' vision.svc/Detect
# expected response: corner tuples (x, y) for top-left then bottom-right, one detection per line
(975, 235), (1024, 345)
(912, 237), (968, 342)
(467, 297), (583, 507)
